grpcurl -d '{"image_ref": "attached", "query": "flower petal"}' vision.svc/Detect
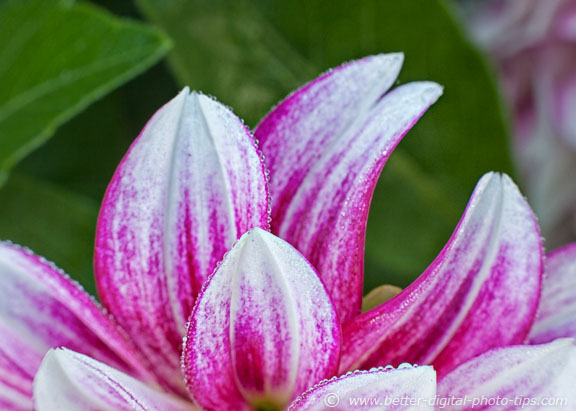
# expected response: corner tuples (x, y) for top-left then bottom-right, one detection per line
(0, 242), (151, 410)
(438, 339), (576, 410)
(183, 228), (341, 411)
(34, 348), (195, 411)
(340, 173), (543, 376)
(288, 365), (436, 411)
(95, 89), (269, 392)
(529, 243), (576, 343)
(256, 54), (442, 322)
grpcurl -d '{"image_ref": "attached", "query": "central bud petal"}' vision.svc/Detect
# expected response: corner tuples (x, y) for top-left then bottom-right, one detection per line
(229, 231), (302, 407)
(183, 228), (341, 411)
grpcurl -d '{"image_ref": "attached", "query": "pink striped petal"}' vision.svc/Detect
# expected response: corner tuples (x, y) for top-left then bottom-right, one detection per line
(95, 89), (269, 392)
(34, 348), (195, 411)
(0, 242), (152, 410)
(340, 173), (543, 376)
(438, 339), (576, 410)
(288, 365), (436, 411)
(183, 228), (341, 411)
(530, 243), (576, 343)
(255, 54), (443, 322)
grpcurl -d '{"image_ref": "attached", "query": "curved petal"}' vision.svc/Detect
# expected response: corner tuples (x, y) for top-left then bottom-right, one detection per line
(530, 243), (576, 343)
(341, 173), (543, 376)
(438, 339), (576, 410)
(256, 54), (442, 322)
(34, 348), (195, 411)
(95, 89), (269, 392)
(288, 365), (436, 411)
(0, 242), (152, 410)
(183, 229), (341, 411)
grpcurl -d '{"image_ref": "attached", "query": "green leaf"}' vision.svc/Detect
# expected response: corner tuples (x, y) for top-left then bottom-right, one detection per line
(135, 0), (315, 125)
(136, 0), (514, 288)
(17, 63), (180, 201)
(0, 0), (171, 179)
(0, 174), (99, 295)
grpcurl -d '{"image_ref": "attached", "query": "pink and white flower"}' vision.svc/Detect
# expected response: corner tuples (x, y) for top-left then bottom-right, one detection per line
(473, 0), (576, 248)
(1, 54), (575, 411)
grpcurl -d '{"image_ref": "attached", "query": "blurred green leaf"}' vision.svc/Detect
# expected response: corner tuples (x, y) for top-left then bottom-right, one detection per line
(0, 0), (171, 180)
(18, 63), (179, 201)
(138, 0), (514, 289)
(0, 174), (98, 295)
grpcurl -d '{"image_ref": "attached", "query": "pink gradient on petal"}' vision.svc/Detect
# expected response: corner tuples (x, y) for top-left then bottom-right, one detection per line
(340, 173), (542, 377)
(183, 229), (340, 411)
(288, 365), (436, 411)
(95, 89), (269, 394)
(256, 53), (442, 323)
(0, 242), (153, 410)
(438, 339), (576, 410)
(34, 348), (196, 411)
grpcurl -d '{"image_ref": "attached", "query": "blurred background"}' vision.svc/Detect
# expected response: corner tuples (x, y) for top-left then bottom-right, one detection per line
(0, 0), (570, 296)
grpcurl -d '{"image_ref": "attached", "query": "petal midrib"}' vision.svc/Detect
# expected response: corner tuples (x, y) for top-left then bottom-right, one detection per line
(345, 174), (507, 370)
(277, 66), (398, 236)
(420, 175), (507, 363)
(163, 91), (238, 336)
(162, 88), (191, 338)
(229, 234), (300, 406)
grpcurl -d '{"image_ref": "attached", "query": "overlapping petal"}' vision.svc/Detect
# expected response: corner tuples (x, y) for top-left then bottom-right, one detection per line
(340, 173), (543, 376)
(34, 349), (195, 411)
(183, 229), (341, 411)
(438, 339), (576, 410)
(0, 242), (151, 410)
(288, 365), (436, 411)
(530, 243), (576, 343)
(473, 0), (576, 244)
(256, 53), (442, 323)
(95, 89), (269, 392)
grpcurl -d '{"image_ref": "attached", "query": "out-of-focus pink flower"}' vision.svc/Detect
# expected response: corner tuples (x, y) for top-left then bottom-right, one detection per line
(473, 0), (576, 247)
(1, 54), (576, 411)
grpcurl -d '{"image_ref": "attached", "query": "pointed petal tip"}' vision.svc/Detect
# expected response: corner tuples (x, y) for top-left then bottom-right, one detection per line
(477, 171), (524, 198)
(411, 81), (444, 102)
(352, 52), (404, 68)
(256, 54), (444, 324)
(341, 170), (542, 374)
(234, 228), (278, 252)
(42, 347), (71, 366)
(243, 226), (272, 240)
(372, 51), (404, 66)
(95, 78), (269, 392)
(231, 227), (268, 252)
(183, 229), (340, 410)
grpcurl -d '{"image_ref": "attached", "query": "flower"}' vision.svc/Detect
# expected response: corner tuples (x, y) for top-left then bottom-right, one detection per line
(1, 54), (575, 411)
(472, 0), (576, 248)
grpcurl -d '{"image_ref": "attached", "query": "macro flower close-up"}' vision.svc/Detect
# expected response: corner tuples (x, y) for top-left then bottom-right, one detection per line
(2, 53), (576, 410)
(2, 1), (576, 410)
